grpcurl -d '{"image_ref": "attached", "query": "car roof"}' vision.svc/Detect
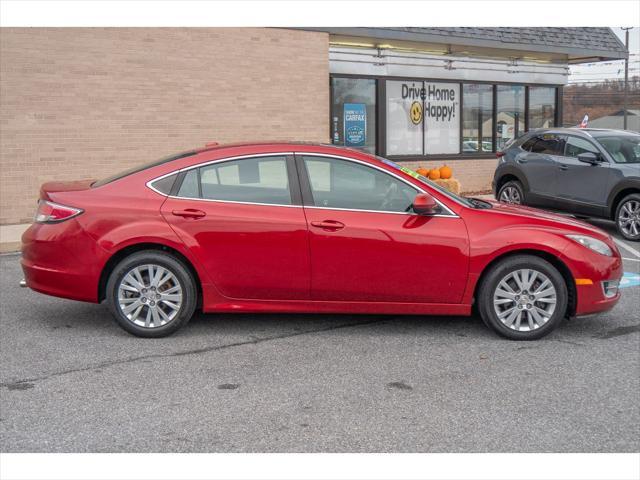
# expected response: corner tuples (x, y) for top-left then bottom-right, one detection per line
(526, 127), (639, 138)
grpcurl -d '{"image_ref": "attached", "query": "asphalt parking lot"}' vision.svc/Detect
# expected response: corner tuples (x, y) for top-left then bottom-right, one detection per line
(1, 221), (638, 453)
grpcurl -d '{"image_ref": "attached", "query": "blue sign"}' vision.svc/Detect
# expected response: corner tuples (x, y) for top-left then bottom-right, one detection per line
(344, 103), (366, 147)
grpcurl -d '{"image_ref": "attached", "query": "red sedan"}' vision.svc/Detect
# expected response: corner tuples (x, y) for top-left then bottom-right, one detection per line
(21, 142), (623, 339)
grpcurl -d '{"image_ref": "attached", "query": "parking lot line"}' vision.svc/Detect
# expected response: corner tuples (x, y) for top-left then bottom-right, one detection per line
(614, 239), (640, 258)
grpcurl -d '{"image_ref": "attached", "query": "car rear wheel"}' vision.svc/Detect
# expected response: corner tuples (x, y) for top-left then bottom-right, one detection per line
(105, 251), (197, 337)
(478, 255), (568, 340)
(615, 193), (640, 242)
(498, 180), (524, 205)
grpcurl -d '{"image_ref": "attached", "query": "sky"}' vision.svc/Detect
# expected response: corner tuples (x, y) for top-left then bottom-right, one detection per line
(568, 27), (640, 84)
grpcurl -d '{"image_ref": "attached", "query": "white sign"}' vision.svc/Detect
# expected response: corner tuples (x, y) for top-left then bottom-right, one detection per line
(385, 80), (460, 156)
(423, 82), (460, 155)
(385, 80), (423, 155)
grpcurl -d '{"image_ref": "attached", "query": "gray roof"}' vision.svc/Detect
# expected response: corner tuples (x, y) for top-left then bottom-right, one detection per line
(309, 27), (627, 62)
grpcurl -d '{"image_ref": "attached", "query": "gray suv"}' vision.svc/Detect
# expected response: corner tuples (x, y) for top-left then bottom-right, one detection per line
(493, 128), (640, 241)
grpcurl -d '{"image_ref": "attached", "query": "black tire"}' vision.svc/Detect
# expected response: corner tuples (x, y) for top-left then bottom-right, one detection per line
(477, 255), (568, 340)
(615, 193), (640, 242)
(105, 250), (197, 337)
(497, 180), (524, 205)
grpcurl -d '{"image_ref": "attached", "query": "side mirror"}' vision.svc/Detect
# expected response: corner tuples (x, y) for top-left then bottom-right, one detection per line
(577, 152), (600, 165)
(412, 193), (441, 216)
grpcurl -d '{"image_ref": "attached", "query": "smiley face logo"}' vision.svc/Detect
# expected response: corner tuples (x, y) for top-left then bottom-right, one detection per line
(410, 101), (423, 125)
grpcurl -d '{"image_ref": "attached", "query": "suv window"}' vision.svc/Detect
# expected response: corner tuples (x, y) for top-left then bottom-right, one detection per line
(521, 136), (538, 151)
(302, 156), (417, 213)
(529, 134), (565, 155)
(564, 136), (600, 158)
(176, 156), (292, 205)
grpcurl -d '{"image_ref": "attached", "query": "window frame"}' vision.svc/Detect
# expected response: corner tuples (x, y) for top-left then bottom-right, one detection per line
(146, 153), (303, 208)
(329, 73), (561, 162)
(294, 152), (458, 217)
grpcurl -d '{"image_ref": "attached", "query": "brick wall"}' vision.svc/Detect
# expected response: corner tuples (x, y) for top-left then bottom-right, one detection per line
(0, 28), (329, 225)
(399, 159), (497, 193)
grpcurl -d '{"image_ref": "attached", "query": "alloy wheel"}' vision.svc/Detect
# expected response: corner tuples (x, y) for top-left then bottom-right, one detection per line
(499, 186), (521, 204)
(492, 268), (557, 332)
(117, 264), (183, 328)
(618, 199), (640, 239)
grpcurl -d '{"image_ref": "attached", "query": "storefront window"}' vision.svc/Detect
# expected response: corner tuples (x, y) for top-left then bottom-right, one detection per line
(462, 84), (493, 153)
(496, 85), (525, 150)
(386, 80), (459, 156)
(331, 77), (376, 154)
(529, 87), (556, 129)
(386, 80), (424, 155)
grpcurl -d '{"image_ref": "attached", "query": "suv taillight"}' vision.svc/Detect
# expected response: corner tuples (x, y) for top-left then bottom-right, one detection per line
(34, 200), (83, 223)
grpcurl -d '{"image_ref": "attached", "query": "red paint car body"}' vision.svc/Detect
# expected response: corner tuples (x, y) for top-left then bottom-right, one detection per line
(21, 143), (623, 338)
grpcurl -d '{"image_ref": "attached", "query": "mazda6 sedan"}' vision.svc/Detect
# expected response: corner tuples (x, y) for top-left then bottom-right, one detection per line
(21, 142), (623, 339)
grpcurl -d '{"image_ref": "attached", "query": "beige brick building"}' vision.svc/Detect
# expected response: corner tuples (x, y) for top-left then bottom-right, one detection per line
(0, 27), (626, 250)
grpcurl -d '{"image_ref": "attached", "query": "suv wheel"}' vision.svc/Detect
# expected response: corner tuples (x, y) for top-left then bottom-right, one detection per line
(478, 255), (568, 340)
(105, 250), (197, 337)
(498, 180), (524, 205)
(615, 193), (640, 242)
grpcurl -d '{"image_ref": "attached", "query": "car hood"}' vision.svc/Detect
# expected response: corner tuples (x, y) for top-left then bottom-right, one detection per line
(481, 199), (611, 239)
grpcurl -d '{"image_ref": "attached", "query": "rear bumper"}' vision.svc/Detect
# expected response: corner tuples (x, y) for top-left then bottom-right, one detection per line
(21, 220), (104, 303)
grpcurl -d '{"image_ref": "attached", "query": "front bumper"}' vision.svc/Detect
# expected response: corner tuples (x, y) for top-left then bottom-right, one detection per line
(561, 241), (623, 317)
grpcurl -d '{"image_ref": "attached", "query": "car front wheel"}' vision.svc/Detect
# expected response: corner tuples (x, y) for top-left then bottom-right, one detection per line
(105, 250), (198, 337)
(478, 255), (568, 340)
(497, 180), (524, 205)
(615, 193), (640, 242)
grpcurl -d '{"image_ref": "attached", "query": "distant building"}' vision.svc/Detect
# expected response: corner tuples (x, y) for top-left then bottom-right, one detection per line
(588, 109), (640, 132)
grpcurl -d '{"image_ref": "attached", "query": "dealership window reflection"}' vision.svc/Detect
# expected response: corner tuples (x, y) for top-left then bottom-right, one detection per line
(331, 77), (376, 154)
(462, 84), (493, 153)
(529, 87), (556, 129)
(496, 85), (525, 150)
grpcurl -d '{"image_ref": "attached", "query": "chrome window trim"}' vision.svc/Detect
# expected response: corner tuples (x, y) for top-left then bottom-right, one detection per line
(146, 152), (296, 204)
(297, 152), (459, 217)
(146, 151), (459, 217)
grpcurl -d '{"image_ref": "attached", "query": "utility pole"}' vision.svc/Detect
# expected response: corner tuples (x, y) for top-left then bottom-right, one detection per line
(622, 27), (633, 130)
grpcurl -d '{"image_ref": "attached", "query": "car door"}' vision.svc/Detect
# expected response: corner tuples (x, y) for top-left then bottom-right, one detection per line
(161, 154), (311, 300)
(555, 135), (610, 216)
(517, 134), (564, 198)
(296, 153), (469, 304)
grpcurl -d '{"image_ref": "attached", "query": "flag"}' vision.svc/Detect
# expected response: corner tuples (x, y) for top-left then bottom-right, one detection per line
(579, 114), (589, 128)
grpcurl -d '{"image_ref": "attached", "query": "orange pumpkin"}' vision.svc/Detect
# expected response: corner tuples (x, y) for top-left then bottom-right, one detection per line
(428, 169), (441, 180)
(439, 164), (452, 179)
(416, 167), (429, 177)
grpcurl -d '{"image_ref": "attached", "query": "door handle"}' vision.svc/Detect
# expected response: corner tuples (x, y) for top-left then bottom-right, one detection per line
(310, 220), (345, 231)
(559, 164), (569, 171)
(172, 209), (206, 219)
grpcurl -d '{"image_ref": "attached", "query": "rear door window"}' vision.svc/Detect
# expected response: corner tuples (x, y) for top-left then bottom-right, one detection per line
(529, 134), (565, 155)
(176, 156), (293, 205)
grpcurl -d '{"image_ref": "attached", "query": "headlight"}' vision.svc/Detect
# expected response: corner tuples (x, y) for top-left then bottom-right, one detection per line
(566, 235), (613, 257)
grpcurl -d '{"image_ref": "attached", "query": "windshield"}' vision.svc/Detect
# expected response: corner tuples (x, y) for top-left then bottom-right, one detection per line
(92, 150), (197, 187)
(374, 156), (477, 208)
(597, 135), (640, 164)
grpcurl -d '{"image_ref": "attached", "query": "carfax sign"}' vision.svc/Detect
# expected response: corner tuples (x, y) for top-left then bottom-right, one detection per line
(344, 103), (366, 147)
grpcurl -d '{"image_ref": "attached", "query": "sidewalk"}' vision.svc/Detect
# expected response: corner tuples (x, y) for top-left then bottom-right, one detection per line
(0, 223), (29, 254)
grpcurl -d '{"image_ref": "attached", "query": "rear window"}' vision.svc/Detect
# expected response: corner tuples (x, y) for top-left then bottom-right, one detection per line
(92, 150), (197, 187)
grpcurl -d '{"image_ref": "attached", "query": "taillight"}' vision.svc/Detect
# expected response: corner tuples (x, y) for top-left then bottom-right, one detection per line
(34, 200), (83, 223)
(496, 151), (505, 158)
